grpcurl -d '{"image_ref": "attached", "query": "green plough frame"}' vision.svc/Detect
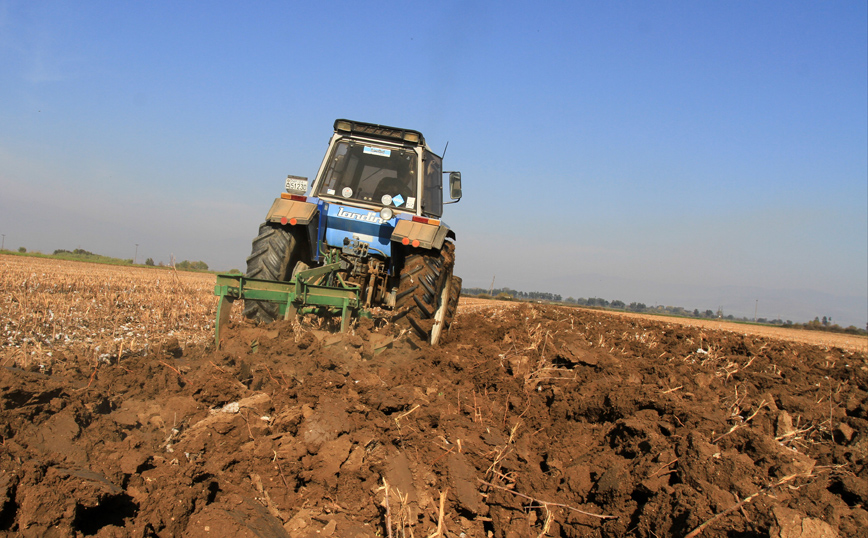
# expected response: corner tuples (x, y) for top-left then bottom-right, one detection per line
(213, 259), (367, 347)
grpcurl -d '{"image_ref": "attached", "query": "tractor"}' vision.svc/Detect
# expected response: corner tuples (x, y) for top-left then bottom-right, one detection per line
(215, 119), (462, 345)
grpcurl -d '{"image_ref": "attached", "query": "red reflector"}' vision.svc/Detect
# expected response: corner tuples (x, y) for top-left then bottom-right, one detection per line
(411, 216), (440, 226)
(290, 218), (297, 225)
(402, 238), (410, 245)
(412, 239), (420, 248)
(280, 217), (287, 225)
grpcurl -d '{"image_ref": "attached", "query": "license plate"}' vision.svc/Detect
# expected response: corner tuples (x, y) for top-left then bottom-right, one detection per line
(285, 175), (308, 194)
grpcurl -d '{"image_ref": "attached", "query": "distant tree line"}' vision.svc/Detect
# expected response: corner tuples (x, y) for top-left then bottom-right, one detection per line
(41, 248), (210, 273)
(175, 260), (209, 271)
(461, 286), (867, 335)
(462, 287), (562, 302)
(53, 249), (134, 265)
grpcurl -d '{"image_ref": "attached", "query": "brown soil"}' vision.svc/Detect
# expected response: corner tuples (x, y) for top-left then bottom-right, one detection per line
(2, 303), (867, 537)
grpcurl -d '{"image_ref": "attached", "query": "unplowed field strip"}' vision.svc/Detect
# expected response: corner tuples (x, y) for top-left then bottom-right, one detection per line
(460, 297), (867, 353)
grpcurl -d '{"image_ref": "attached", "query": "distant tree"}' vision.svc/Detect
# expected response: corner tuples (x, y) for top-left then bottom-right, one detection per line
(610, 300), (625, 309)
(822, 316), (828, 326)
(693, 309), (700, 317)
(177, 260), (209, 271)
(18, 247), (26, 253)
(495, 292), (513, 301)
(704, 310), (714, 317)
(228, 268), (242, 274)
(145, 258), (155, 266)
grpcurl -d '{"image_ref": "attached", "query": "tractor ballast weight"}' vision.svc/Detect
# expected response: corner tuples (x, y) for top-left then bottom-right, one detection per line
(215, 119), (463, 346)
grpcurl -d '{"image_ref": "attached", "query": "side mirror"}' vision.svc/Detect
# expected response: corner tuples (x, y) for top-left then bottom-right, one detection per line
(448, 171), (462, 200)
(285, 175), (308, 195)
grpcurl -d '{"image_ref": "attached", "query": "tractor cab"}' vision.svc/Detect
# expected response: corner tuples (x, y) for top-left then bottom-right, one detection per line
(309, 119), (460, 220)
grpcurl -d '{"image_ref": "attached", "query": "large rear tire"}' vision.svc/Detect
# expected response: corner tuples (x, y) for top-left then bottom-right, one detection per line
(242, 223), (308, 323)
(393, 241), (455, 345)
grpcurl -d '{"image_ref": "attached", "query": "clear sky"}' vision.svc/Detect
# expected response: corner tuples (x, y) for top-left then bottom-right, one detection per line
(1, 1), (866, 326)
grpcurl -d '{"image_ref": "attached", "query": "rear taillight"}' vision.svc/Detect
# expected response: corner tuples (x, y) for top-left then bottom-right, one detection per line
(280, 193), (308, 202)
(411, 216), (440, 226)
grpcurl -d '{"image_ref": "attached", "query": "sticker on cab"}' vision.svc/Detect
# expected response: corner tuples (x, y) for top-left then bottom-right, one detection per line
(363, 146), (391, 157)
(342, 187), (353, 198)
(392, 194), (405, 207)
(406, 197), (415, 209)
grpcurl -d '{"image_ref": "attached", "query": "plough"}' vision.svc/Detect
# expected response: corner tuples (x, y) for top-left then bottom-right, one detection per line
(213, 251), (368, 346)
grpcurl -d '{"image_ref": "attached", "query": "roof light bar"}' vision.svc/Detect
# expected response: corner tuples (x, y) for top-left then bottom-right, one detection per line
(333, 119), (425, 146)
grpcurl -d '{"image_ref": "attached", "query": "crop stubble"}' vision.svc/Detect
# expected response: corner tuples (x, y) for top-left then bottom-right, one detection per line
(0, 254), (229, 370)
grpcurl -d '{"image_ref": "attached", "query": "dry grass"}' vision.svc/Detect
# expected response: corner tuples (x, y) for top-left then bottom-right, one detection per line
(0, 254), (235, 368)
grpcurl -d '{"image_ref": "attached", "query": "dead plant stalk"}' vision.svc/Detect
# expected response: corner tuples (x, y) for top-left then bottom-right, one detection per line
(479, 479), (615, 520)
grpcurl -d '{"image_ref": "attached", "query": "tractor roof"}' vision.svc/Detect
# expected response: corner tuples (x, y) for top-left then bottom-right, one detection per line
(334, 119), (426, 147)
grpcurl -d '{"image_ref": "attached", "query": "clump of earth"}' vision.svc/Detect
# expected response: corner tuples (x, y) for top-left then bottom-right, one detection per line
(1, 304), (866, 537)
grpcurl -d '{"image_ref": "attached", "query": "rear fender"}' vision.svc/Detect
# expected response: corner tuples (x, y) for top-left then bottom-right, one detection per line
(265, 197), (320, 261)
(390, 220), (454, 250)
(265, 198), (318, 226)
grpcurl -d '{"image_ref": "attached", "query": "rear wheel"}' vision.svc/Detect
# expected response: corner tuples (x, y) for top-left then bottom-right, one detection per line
(393, 241), (455, 345)
(242, 223), (308, 323)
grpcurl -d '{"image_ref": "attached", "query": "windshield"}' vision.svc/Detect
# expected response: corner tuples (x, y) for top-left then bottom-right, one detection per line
(316, 140), (419, 211)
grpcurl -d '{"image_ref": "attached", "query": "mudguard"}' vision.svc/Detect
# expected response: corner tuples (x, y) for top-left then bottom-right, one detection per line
(390, 220), (454, 250)
(265, 198), (318, 225)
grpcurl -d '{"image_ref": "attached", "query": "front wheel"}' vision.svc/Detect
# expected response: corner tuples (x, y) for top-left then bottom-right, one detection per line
(242, 222), (309, 323)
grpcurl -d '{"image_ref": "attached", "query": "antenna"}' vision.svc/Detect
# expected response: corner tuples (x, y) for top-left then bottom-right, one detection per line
(442, 141), (449, 159)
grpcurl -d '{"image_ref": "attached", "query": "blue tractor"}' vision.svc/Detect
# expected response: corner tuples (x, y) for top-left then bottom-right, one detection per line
(215, 119), (463, 346)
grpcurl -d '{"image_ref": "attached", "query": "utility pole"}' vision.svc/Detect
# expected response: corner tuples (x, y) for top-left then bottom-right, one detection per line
(135, 244), (139, 264)
(488, 275), (495, 296)
(1, 234), (5, 251)
(754, 299), (758, 322)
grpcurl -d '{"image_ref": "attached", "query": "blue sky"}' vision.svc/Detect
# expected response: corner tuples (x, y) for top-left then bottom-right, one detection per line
(1, 1), (866, 326)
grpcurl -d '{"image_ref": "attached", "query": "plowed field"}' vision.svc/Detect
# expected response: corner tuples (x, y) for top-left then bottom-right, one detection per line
(1, 255), (867, 537)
